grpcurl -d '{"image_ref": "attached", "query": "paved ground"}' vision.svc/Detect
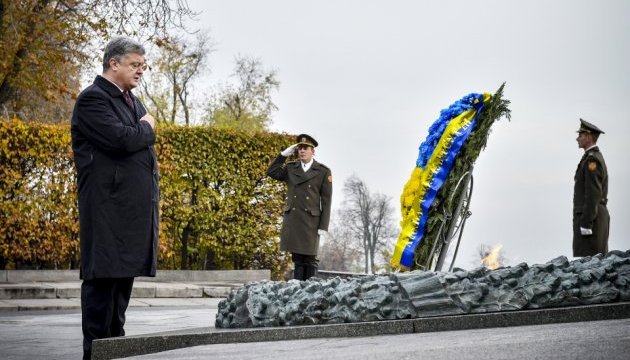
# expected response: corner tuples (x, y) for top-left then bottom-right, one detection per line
(124, 318), (630, 360)
(2, 272), (629, 359)
(0, 302), (221, 360)
(2, 304), (629, 360)
(0, 280), (241, 312)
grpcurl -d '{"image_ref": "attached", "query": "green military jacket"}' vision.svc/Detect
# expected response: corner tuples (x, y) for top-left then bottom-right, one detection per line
(267, 154), (333, 256)
(572, 146), (609, 256)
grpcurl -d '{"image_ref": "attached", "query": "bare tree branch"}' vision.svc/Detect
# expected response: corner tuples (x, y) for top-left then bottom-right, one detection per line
(336, 175), (397, 274)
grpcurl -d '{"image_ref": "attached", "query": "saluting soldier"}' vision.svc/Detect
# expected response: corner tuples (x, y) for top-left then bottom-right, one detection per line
(267, 134), (333, 280)
(573, 118), (609, 257)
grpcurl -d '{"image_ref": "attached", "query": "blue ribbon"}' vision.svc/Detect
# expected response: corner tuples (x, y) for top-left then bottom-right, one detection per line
(400, 95), (485, 267)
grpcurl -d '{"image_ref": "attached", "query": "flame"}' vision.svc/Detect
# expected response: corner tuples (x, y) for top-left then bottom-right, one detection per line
(481, 244), (503, 270)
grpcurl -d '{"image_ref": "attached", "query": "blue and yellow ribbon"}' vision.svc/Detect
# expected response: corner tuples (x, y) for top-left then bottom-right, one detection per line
(391, 92), (491, 270)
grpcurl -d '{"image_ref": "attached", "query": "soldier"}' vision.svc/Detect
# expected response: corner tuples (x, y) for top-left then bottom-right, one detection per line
(267, 134), (333, 280)
(573, 118), (609, 257)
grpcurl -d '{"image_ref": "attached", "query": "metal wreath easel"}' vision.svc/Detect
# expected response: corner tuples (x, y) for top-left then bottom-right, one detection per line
(419, 169), (474, 272)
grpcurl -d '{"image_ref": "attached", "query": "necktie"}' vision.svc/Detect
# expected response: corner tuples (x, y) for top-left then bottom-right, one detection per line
(123, 91), (134, 110)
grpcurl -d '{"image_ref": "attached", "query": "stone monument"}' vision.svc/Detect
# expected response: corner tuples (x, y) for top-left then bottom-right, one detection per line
(216, 250), (630, 328)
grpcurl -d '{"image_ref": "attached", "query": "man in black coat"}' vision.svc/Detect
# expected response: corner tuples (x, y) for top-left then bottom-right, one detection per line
(267, 134), (333, 281)
(71, 37), (159, 359)
(573, 118), (609, 257)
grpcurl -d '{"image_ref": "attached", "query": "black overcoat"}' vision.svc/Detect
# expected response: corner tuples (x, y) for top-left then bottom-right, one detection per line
(71, 76), (159, 280)
(267, 155), (332, 255)
(572, 146), (609, 257)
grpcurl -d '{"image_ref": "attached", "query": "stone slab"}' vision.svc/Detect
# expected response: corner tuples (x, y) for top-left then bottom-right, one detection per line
(131, 298), (206, 307)
(5, 270), (80, 283)
(411, 302), (630, 332)
(92, 302), (630, 360)
(0, 283), (56, 299)
(154, 283), (203, 298)
(38, 281), (81, 298)
(93, 316), (413, 360)
(0, 298), (221, 311)
(202, 286), (233, 298)
(130, 282), (157, 298)
(6, 298), (81, 311)
(1, 269), (270, 283)
(0, 300), (18, 311)
(127, 297), (222, 308)
(317, 270), (366, 279)
(140, 270), (270, 283)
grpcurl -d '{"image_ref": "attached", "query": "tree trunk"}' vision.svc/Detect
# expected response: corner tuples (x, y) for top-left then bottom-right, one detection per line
(180, 224), (190, 270)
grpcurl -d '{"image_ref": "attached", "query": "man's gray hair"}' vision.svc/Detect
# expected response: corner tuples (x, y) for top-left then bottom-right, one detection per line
(102, 37), (146, 71)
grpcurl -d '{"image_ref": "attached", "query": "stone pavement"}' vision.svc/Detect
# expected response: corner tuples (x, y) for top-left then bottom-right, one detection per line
(2, 269), (630, 360)
(92, 301), (630, 359)
(122, 318), (630, 360)
(0, 305), (222, 360)
(0, 269), (270, 312)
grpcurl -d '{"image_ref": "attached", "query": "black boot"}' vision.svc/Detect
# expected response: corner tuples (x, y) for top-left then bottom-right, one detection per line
(303, 263), (318, 280)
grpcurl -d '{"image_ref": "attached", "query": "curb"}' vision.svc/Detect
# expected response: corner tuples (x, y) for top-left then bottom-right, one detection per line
(0, 297), (224, 312)
(92, 301), (630, 360)
(0, 270), (270, 283)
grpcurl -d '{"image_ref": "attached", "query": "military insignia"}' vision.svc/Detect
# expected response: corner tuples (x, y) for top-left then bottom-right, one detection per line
(327, 175), (332, 183)
(588, 161), (597, 172)
(301, 137), (307, 142)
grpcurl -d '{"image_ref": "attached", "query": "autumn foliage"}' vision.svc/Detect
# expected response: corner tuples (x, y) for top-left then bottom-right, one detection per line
(0, 119), (293, 279)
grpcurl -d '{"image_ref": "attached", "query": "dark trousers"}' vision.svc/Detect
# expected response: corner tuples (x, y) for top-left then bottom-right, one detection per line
(292, 253), (318, 281)
(81, 277), (134, 359)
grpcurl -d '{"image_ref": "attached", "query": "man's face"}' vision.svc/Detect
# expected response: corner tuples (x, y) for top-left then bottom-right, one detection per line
(297, 144), (314, 163)
(110, 53), (146, 90)
(576, 131), (592, 149)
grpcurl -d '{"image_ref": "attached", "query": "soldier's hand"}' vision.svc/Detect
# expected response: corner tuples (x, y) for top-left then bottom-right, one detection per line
(318, 229), (327, 236)
(281, 143), (298, 157)
(580, 227), (592, 235)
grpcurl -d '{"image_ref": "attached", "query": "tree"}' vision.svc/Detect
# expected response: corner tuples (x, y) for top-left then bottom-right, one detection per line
(138, 33), (213, 125)
(319, 214), (361, 272)
(202, 55), (279, 132)
(339, 175), (398, 274)
(0, 0), (195, 122)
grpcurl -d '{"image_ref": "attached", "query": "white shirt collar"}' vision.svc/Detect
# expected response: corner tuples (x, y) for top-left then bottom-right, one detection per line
(102, 75), (125, 93)
(585, 144), (598, 152)
(301, 159), (314, 172)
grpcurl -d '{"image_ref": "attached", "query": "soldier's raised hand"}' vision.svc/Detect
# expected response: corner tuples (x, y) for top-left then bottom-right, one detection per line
(281, 143), (299, 157)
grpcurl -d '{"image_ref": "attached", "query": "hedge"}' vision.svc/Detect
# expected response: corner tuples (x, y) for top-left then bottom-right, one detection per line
(0, 119), (293, 279)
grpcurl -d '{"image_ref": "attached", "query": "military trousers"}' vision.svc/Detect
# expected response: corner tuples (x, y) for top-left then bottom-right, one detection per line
(292, 253), (319, 281)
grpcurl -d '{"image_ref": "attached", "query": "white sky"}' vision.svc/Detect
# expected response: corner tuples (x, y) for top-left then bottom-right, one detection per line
(183, 0), (629, 269)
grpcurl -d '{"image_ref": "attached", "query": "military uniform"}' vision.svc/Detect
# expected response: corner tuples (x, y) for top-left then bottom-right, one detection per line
(573, 119), (609, 257)
(267, 134), (332, 280)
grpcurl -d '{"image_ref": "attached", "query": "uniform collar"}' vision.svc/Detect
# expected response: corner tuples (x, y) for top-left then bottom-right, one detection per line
(300, 159), (314, 171)
(585, 145), (599, 154)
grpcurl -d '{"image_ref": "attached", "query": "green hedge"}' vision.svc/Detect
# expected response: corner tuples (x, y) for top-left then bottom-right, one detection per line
(0, 119), (293, 279)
